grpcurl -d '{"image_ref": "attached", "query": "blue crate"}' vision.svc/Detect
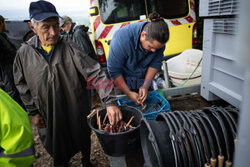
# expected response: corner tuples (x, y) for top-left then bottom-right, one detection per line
(117, 91), (171, 120)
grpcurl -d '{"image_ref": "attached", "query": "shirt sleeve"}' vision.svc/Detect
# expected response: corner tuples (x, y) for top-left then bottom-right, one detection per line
(149, 46), (165, 70)
(107, 32), (127, 79)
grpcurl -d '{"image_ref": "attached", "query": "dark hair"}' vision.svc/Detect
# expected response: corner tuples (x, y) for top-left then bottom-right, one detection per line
(143, 12), (169, 44)
(0, 15), (5, 23)
(23, 30), (35, 42)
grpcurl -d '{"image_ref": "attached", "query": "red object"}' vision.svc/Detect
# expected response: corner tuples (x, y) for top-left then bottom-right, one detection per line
(192, 23), (198, 45)
(113, 127), (116, 133)
(105, 126), (109, 132)
(139, 101), (144, 107)
(95, 40), (106, 63)
(119, 121), (124, 132)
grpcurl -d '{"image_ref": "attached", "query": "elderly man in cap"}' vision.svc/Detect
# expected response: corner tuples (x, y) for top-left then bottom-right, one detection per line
(13, 0), (122, 166)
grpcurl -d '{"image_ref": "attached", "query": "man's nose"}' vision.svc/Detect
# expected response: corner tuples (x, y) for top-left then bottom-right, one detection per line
(49, 27), (57, 36)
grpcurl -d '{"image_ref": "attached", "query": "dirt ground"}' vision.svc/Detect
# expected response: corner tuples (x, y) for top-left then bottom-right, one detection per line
(32, 125), (110, 167)
(32, 106), (110, 167)
(32, 93), (229, 167)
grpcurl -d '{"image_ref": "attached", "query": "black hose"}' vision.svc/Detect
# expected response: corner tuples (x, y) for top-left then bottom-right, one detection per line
(180, 111), (202, 167)
(163, 113), (184, 167)
(208, 108), (230, 161)
(175, 111), (198, 167)
(158, 113), (179, 167)
(187, 111), (207, 165)
(221, 107), (238, 133)
(193, 111), (215, 160)
(199, 111), (223, 156)
(169, 112), (189, 167)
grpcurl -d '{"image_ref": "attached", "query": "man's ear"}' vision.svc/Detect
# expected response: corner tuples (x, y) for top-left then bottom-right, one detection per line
(141, 31), (146, 37)
(28, 22), (37, 34)
(140, 31), (147, 41)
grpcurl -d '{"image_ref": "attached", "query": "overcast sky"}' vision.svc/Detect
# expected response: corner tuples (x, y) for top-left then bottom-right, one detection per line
(0, 0), (90, 24)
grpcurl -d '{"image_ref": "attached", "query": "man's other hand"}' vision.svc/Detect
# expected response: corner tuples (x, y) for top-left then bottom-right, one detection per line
(106, 105), (122, 126)
(127, 91), (140, 105)
(139, 87), (148, 103)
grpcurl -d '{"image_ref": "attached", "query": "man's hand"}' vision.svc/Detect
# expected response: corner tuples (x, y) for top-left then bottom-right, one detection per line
(106, 106), (122, 126)
(127, 91), (140, 105)
(31, 114), (45, 128)
(139, 87), (148, 103)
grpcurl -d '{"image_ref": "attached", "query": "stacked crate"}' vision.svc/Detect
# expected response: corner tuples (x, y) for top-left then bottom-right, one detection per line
(199, 0), (244, 108)
(117, 91), (171, 120)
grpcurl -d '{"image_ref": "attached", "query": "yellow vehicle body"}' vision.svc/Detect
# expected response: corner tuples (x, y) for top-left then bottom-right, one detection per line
(89, 0), (197, 63)
(165, 22), (196, 56)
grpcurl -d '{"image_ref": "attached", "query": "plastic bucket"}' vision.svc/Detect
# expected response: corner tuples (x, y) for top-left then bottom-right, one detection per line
(87, 105), (143, 157)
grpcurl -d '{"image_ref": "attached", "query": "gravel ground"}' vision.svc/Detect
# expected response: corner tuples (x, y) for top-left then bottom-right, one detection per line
(32, 93), (110, 167)
(32, 124), (110, 167)
(32, 93), (229, 167)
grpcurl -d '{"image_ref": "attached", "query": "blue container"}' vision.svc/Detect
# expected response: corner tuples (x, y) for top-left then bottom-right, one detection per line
(117, 91), (171, 120)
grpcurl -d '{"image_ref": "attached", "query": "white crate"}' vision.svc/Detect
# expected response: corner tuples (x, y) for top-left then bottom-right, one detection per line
(199, 0), (240, 17)
(201, 18), (246, 108)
